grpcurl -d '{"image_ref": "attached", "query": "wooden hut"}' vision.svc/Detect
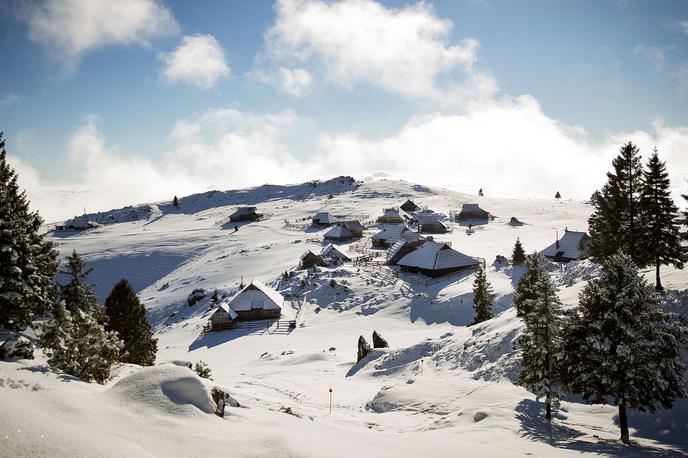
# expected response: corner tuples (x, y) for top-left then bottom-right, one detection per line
(321, 243), (351, 262)
(400, 199), (420, 212)
(300, 250), (324, 269)
(387, 239), (422, 265)
(311, 212), (339, 226)
(208, 280), (283, 330)
(456, 204), (491, 221)
(397, 241), (480, 278)
(372, 225), (423, 248)
(229, 207), (262, 222)
(539, 229), (590, 262)
(377, 208), (411, 224)
(416, 213), (450, 233)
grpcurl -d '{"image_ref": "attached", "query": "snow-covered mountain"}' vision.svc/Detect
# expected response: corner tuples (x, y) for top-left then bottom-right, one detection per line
(3, 177), (687, 457)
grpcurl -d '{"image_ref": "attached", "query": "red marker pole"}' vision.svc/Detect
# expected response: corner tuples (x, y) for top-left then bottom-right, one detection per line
(420, 358), (424, 376)
(329, 388), (333, 414)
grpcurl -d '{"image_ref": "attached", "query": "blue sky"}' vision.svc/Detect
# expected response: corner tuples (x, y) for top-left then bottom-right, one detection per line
(1, 0), (687, 221)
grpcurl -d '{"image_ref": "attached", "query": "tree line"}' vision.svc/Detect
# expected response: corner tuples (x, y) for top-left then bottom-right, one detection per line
(0, 133), (157, 383)
(470, 141), (687, 445)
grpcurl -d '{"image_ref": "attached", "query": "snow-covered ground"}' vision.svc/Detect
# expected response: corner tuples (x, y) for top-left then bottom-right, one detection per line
(2, 177), (687, 457)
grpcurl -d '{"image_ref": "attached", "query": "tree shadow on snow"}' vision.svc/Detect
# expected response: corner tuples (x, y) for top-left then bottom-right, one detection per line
(515, 399), (683, 457)
(19, 365), (83, 383)
(188, 322), (293, 351)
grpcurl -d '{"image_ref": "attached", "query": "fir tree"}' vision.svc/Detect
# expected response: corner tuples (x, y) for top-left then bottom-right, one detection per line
(555, 191), (561, 199)
(518, 272), (563, 420)
(104, 279), (157, 366)
(512, 238), (526, 265)
(194, 360), (212, 379)
(40, 301), (123, 383)
(639, 150), (684, 290)
(59, 250), (98, 314)
(559, 253), (687, 445)
(173, 195), (179, 208)
(513, 253), (548, 319)
(588, 142), (645, 265)
(0, 133), (59, 330)
(471, 267), (494, 325)
(478, 188), (484, 197)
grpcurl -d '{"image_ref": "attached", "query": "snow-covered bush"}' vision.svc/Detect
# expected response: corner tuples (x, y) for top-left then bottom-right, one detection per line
(0, 335), (35, 360)
(187, 288), (207, 306)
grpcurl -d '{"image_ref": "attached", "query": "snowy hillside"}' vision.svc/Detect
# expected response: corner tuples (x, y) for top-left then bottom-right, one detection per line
(3, 178), (687, 457)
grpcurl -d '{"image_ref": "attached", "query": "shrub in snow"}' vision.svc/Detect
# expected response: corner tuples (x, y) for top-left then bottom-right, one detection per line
(187, 288), (207, 306)
(0, 133), (59, 331)
(357, 335), (372, 363)
(0, 335), (35, 360)
(193, 361), (213, 380)
(40, 302), (123, 384)
(104, 279), (158, 366)
(493, 254), (508, 266)
(560, 252), (687, 445)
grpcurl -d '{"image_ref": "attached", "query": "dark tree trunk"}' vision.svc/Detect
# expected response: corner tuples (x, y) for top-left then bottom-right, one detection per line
(545, 394), (552, 420)
(655, 255), (663, 291)
(618, 403), (630, 445)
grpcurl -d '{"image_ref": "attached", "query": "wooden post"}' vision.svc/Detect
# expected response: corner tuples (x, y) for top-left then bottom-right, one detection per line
(329, 388), (333, 414)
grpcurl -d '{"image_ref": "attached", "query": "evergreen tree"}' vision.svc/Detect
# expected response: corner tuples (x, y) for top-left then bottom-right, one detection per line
(104, 279), (157, 366)
(478, 188), (484, 197)
(512, 238), (526, 265)
(518, 272), (563, 420)
(559, 253), (687, 445)
(59, 250), (98, 314)
(173, 195), (179, 208)
(40, 301), (123, 383)
(0, 133), (59, 330)
(588, 142), (645, 265)
(194, 360), (212, 379)
(555, 191), (561, 199)
(639, 150), (684, 290)
(471, 267), (494, 325)
(513, 253), (548, 319)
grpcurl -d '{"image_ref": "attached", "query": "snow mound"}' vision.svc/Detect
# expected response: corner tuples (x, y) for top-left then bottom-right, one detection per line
(107, 365), (215, 416)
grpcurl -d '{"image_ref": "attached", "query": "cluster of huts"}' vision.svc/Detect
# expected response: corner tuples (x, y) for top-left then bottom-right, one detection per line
(207, 202), (590, 331)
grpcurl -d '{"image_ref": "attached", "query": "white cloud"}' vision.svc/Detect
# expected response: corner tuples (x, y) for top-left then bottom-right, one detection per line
(159, 34), (230, 89)
(277, 67), (313, 96)
(12, 103), (688, 223)
(262, 0), (496, 104)
(633, 45), (666, 70)
(24, 0), (178, 70)
(679, 20), (688, 35)
(672, 64), (688, 99)
(0, 93), (21, 112)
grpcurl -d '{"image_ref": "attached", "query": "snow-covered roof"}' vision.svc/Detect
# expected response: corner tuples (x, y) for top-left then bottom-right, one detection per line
(228, 280), (283, 311)
(400, 199), (420, 211)
(416, 213), (448, 229)
(321, 243), (351, 260)
(230, 207), (258, 217)
(341, 220), (366, 231)
(397, 241), (479, 271)
(539, 230), (589, 260)
(300, 250), (320, 260)
(372, 225), (423, 243)
(312, 212), (338, 224)
(216, 302), (238, 320)
(324, 224), (354, 239)
(379, 208), (410, 220)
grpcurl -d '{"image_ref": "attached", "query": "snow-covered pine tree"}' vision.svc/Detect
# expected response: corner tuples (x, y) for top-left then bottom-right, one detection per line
(638, 150), (684, 290)
(104, 279), (158, 366)
(518, 271), (563, 420)
(40, 301), (123, 383)
(59, 250), (98, 314)
(0, 133), (59, 331)
(512, 253), (547, 319)
(471, 266), (494, 325)
(559, 252), (687, 445)
(588, 142), (646, 265)
(555, 191), (561, 199)
(194, 360), (212, 379)
(512, 238), (526, 265)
